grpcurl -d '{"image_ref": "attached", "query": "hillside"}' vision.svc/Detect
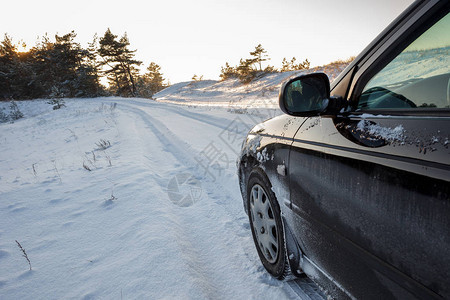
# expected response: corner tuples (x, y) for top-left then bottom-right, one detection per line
(154, 62), (350, 108)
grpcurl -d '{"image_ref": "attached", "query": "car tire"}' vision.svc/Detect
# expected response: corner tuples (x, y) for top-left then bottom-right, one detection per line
(247, 168), (291, 280)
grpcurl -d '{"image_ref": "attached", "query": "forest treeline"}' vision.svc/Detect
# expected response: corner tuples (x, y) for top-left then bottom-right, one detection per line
(0, 29), (166, 100)
(1, 29), (353, 101)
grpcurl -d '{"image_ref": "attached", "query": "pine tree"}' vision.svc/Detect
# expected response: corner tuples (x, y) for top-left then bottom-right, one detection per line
(281, 57), (290, 72)
(249, 44), (269, 71)
(301, 58), (311, 70)
(98, 29), (124, 95)
(118, 33), (141, 96)
(0, 34), (38, 99)
(280, 57), (311, 72)
(236, 58), (256, 83)
(98, 29), (142, 97)
(192, 74), (203, 81)
(0, 35), (22, 99)
(53, 31), (86, 97)
(137, 62), (166, 97)
(220, 62), (237, 81)
(0, 108), (8, 123)
(145, 62), (165, 89)
(48, 86), (66, 109)
(0, 34), (17, 98)
(9, 100), (23, 121)
(76, 34), (102, 97)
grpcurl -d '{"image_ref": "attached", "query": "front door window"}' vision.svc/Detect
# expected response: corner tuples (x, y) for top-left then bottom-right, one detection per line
(358, 13), (450, 110)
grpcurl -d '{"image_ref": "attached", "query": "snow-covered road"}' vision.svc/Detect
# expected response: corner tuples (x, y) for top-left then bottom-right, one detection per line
(0, 98), (324, 299)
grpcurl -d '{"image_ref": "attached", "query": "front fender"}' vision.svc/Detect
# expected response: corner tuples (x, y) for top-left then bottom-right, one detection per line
(237, 115), (307, 214)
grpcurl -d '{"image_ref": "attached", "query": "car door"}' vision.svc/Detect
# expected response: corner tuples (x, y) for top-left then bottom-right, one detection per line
(288, 2), (449, 299)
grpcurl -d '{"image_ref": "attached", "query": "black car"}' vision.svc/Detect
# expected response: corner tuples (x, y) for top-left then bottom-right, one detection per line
(238, 1), (449, 299)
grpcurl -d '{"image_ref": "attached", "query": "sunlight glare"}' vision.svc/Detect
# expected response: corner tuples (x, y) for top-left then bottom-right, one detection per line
(16, 41), (29, 53)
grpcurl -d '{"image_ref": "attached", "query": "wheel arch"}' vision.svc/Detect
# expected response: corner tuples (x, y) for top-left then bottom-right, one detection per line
(238, 153), (259, 214)
(245, 165), (305, 278)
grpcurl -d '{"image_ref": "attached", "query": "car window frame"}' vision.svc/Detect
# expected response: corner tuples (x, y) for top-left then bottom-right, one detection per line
(347, 0), (450, 117)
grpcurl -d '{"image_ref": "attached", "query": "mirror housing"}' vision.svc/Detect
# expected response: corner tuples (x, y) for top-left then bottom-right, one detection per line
(279, 73), (346, 117)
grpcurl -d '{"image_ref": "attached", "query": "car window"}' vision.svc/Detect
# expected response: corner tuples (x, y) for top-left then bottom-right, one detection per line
(358, 12), (450, 110)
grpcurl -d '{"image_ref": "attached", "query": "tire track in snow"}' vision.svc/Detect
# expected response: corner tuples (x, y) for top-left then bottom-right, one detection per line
(121, 99), (240, 132)
(117, 101), (323, 299)
(118, 104), (200, 168)
(117, 103), (287, 299)
(117, 104), (222, 298)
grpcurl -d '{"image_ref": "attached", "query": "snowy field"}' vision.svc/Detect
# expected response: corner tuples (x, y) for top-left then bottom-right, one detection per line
(0, 81), (325, 299)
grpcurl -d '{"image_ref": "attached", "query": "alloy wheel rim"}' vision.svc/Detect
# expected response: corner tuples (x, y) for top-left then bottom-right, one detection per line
(250, 184), (279, 264)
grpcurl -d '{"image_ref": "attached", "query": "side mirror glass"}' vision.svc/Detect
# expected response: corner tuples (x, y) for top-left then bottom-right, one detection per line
(279, 73), (331, 116)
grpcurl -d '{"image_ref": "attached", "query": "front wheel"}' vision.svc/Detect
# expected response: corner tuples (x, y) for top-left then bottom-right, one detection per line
(247, 169), (291, 279)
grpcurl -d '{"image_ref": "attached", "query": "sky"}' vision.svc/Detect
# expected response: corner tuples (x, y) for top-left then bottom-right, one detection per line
(1, 0), (414, 84)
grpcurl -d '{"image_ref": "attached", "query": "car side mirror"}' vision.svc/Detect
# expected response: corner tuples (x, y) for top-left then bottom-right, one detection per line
(279, 73), (346, 117)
